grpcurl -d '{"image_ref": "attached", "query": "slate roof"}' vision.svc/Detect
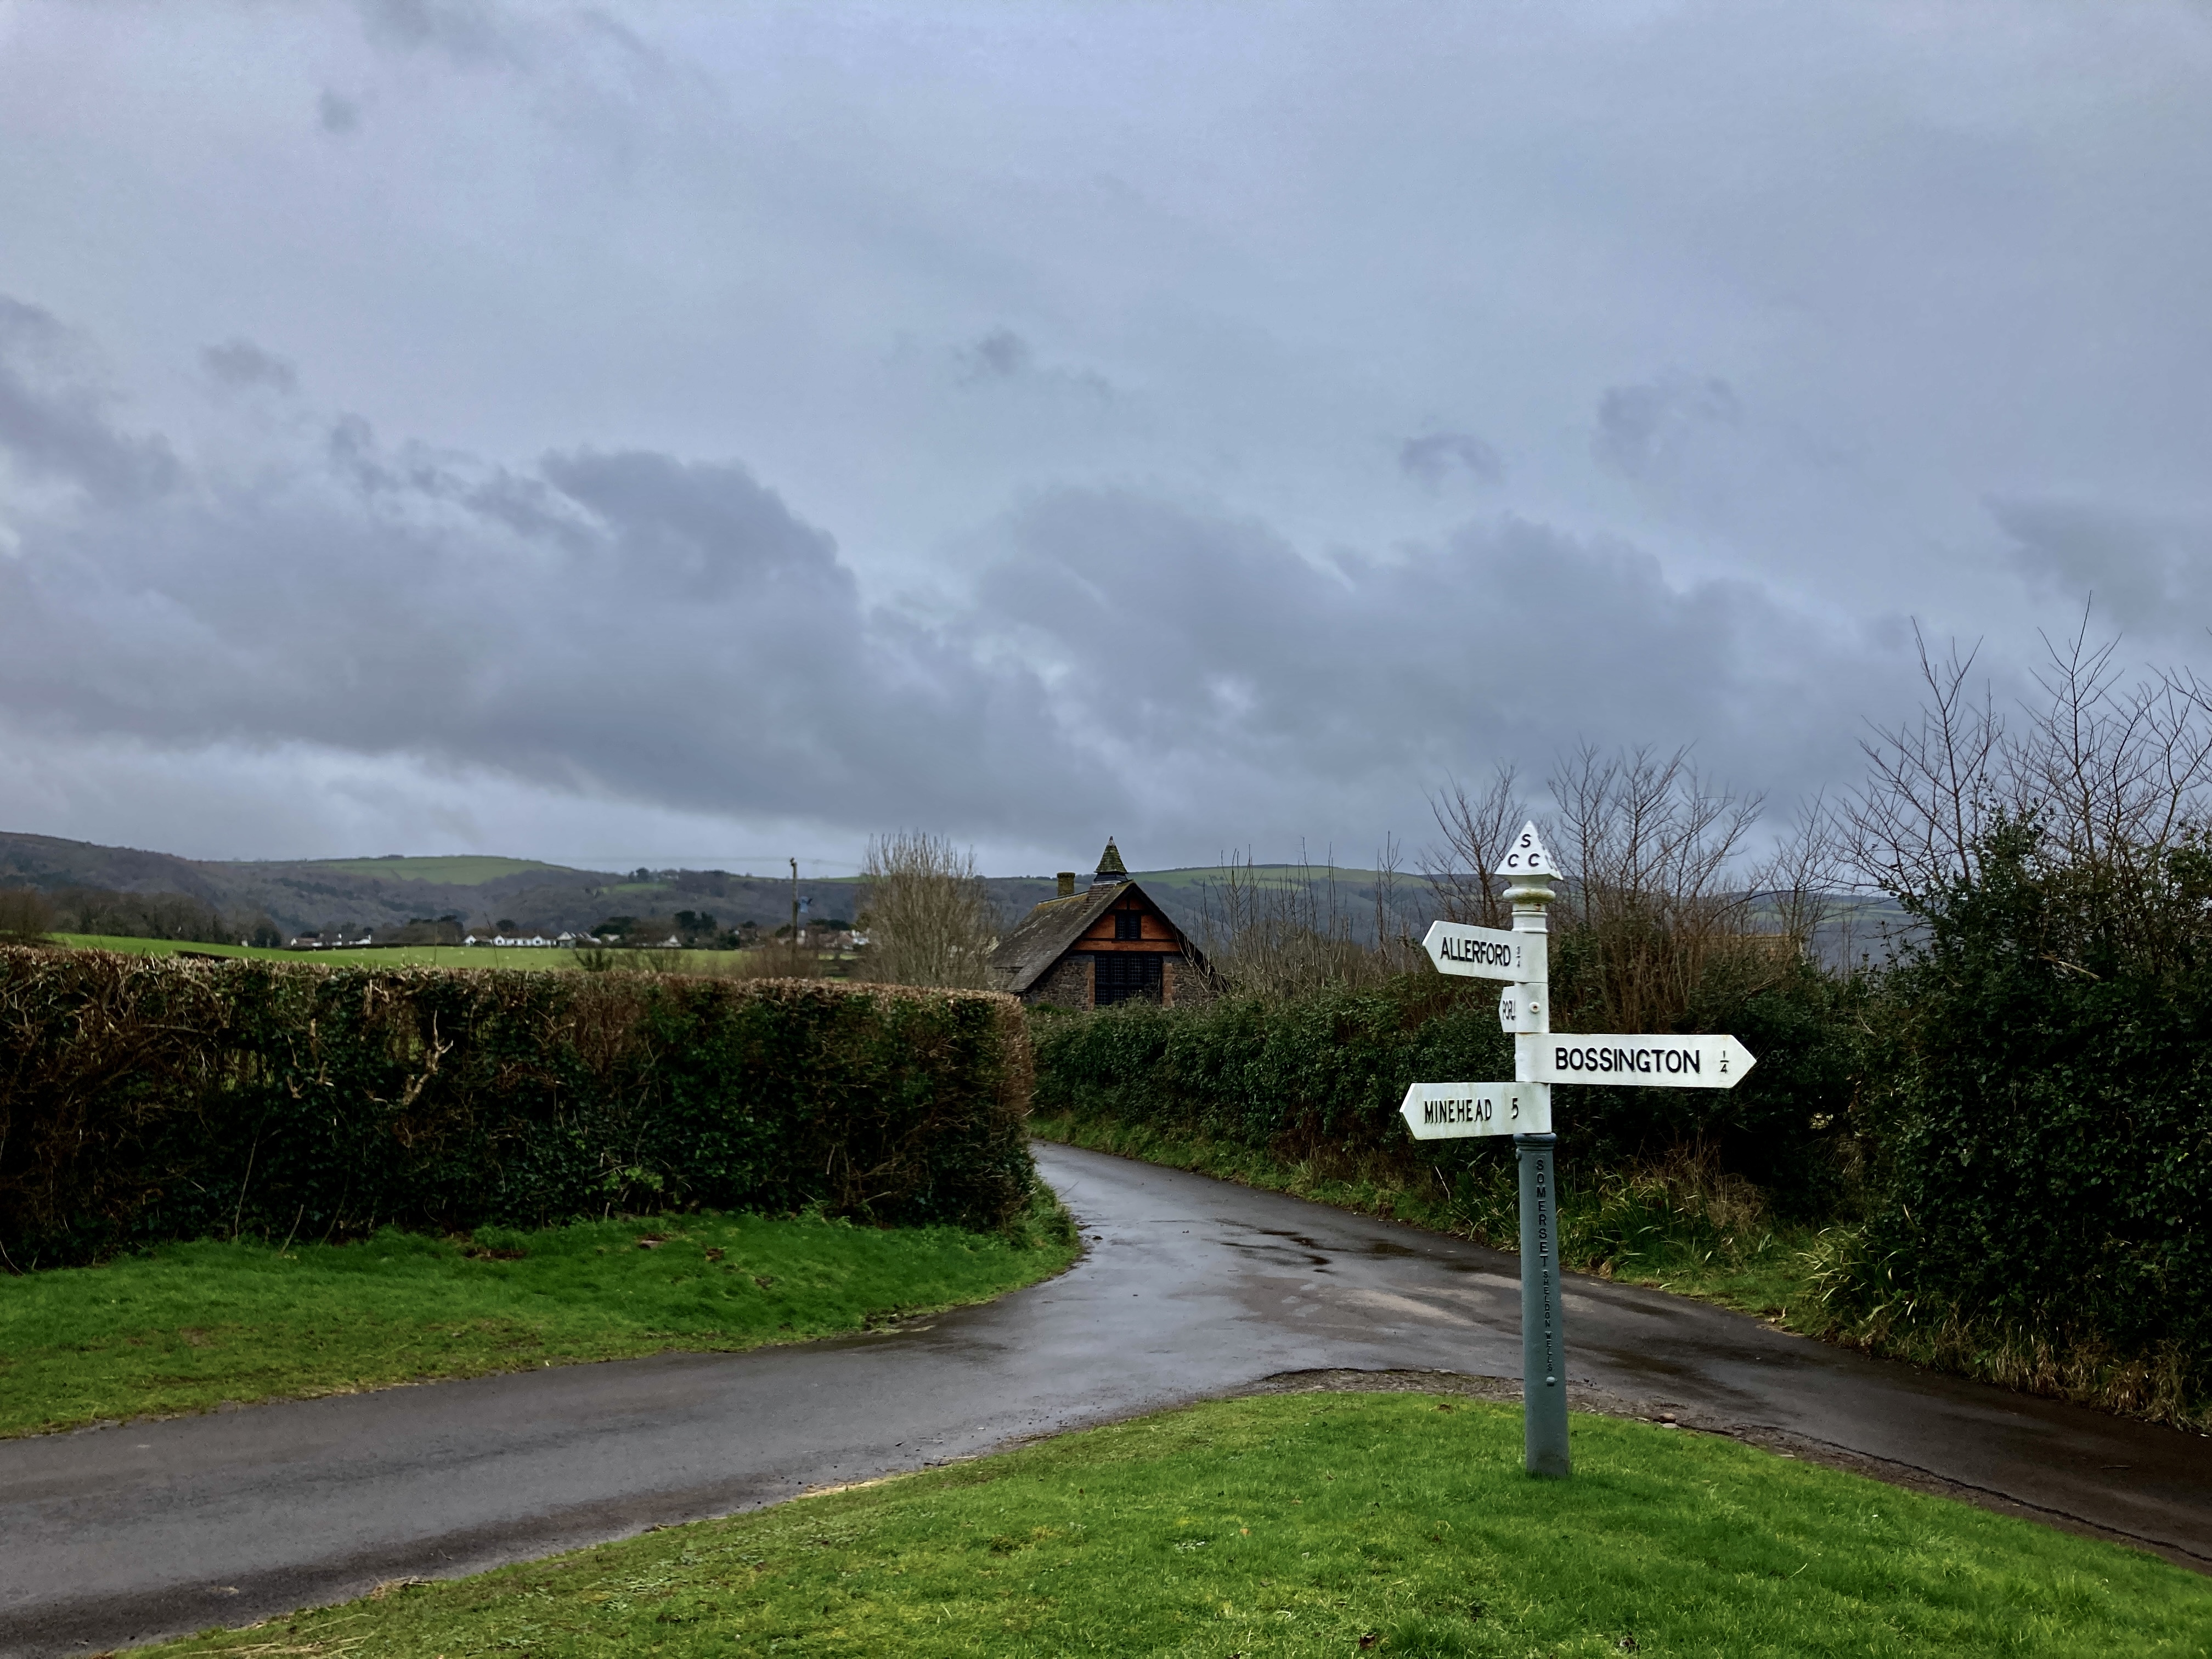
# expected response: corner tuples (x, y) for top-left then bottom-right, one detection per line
(987, 875), (1211, 997)
(988, 881), (1131, 996)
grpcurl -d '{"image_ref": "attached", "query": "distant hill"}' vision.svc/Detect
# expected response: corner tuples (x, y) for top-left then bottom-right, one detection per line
(0, 833), (1437, 943)
(0, 831), (1066, 938)
(0, 830), (1895, 963)
(299, 856), (577, 887)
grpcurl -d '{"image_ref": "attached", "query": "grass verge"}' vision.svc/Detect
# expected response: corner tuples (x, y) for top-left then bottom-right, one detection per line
(146, 1391), (2210, 1657)
(51, 935), (635, 972)
(1032, 1113), (1825, 1331)
(0, 1193), (1077, 1437)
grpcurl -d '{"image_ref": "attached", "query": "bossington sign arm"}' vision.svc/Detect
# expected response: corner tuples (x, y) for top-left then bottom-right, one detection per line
(1522, 1034), (1756, 1089)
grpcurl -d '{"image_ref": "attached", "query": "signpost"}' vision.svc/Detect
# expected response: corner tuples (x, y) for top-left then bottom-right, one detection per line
(1408, 821), (1756, 1479)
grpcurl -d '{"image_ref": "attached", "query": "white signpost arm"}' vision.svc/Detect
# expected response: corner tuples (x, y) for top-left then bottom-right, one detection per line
(1499, 823), (1570, 1480)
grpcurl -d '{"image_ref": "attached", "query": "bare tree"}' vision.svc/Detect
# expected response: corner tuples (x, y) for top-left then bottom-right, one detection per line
(1193, 846), (1381, 1000)
(1843, 625), (2005, 896)
(860, 830), (997, 989)
(2010, 613), (2212, 872)
(1549, 743), (1768, 1031)
(1369, 832), (1422, 977)
(1848, 609), (2212, 910)
(1746, 792), (1848, 961)
(1419, 764), (1527, 928)
(0, 887), (55, 942)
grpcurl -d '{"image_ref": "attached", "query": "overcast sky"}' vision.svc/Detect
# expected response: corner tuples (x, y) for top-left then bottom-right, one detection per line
(2, 1), (2208, 875)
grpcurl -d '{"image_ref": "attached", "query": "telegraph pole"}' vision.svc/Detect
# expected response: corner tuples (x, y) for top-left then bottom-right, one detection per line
(790, 857), (799, 944)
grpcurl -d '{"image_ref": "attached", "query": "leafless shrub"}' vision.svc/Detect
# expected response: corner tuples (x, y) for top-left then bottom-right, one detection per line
(1367, 833), (1425, 978)
(1193, 848), (1396, 1000)
(860, 830), (997, 989)
(0, 889), (54, 943)
(1847, 611), (2212, 917)
(1548, 743), (1783, 1031)
(1419, 764), (1528, 929)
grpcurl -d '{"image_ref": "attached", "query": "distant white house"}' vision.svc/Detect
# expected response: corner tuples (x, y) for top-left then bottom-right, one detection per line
(464, 932), (552, 947)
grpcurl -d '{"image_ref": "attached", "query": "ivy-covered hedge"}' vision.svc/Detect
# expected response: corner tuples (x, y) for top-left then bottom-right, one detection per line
(1830, 825), (2212, 1417)
(1031, 968), (1859, 1214)
(0, 947), (1035, 1268)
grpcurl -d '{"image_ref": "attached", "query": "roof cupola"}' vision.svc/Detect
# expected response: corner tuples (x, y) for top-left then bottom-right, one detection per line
(1090, 838), (1128, 888)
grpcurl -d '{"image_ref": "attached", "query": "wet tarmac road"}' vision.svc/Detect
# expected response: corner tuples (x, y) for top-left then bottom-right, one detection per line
(5, 1141), (2211, 1655)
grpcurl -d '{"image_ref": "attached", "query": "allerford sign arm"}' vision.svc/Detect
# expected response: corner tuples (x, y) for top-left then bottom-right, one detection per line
(1422, 921), (1545, 984)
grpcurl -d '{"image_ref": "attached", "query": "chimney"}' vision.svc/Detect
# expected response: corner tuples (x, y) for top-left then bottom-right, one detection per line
(1057, 872), (1076, 899)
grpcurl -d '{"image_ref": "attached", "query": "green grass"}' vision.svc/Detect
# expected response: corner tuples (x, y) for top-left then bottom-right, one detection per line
(52, 934), (582, 970)
(0, 1202), (1077, 1438)
(145, 1392), (2211, 1657)
(297, 856), (581, 885)
(1032, 1114), (1825, 1330)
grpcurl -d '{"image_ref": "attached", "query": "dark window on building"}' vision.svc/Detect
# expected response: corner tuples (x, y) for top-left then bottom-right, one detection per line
(1114, 908), (1144, 940)
(1093, 952), (1163, 1006)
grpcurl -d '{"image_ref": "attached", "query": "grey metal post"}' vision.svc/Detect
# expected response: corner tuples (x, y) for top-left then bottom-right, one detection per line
(1515, 1130), (1569, 1477)
(1504, 848), (1568, 1479)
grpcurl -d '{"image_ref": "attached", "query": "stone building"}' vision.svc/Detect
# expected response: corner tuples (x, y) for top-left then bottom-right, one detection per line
(988, 839), (1215, 1009)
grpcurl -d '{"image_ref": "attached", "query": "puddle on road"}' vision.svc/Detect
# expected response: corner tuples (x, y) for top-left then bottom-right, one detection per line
(1222, 1229), (1333, 1269)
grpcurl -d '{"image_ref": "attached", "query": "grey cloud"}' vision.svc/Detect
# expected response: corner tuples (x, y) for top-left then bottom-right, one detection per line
(1398, 432), (1502, 489)
(1993, 496), (2212, 639)
(0, 332), (1106, 842)
(0, 370), (1888, 860)
(1593, 374), (1741, 479)
(0, 298), (177, 504)
(202, 339), (300, 394)
(956, 327), (1114, 401)
(966, 487), (1891, 845)
(352, 0), (527, 69)
(959, 328), (1032, 383)
(317, 91), (362, 135)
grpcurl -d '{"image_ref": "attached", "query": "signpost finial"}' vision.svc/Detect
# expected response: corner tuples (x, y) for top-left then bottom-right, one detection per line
(1493, 821), (1559, 880)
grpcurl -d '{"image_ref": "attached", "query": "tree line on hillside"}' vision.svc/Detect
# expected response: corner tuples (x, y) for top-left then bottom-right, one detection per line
(0, 885), (284, 948)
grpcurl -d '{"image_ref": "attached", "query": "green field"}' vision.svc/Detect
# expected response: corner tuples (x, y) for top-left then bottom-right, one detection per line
(51, 934), (588, 971)
(0, 1200), (1078, 1438)
(293, 855), (586, 885)
(144, 1391), (2210, 1657)
(44, 935), (821, 976)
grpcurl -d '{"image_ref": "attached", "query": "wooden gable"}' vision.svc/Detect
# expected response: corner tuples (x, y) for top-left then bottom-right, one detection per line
(1071, 886), (1182, 953)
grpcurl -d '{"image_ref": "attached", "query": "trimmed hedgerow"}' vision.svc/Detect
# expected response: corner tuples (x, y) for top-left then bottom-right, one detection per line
(1031, 966), (1861, 1217)
(0, 947), (1035, 1268)
(1029, 976), (1508, 1157)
